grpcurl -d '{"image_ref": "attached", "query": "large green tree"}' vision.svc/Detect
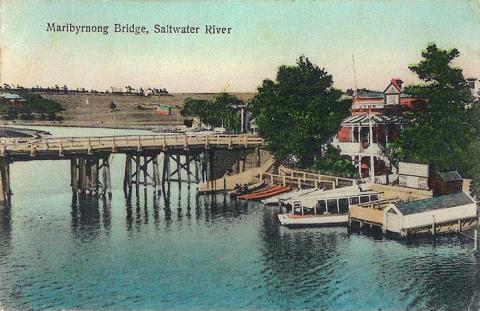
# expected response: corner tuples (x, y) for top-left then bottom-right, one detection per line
(393, 44), (476, 175)
(250, 56), (350, 166)
(181, 93), (242, 132)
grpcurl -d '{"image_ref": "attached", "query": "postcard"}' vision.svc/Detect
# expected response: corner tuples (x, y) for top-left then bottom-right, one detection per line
(0, 1), (479, 310)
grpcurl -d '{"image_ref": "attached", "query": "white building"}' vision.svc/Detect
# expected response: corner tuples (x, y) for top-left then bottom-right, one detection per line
(383, 192), (477, 236)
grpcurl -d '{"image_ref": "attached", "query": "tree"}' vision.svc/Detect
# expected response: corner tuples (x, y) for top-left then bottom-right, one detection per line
(392, 44), (476, 176)
(312, 145), (356, 177)
(181, 93), (242, 132)
(250, 56), (349, 166)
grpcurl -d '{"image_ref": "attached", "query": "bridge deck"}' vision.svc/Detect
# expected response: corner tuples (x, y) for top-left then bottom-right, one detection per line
(0, 134), (264, 160)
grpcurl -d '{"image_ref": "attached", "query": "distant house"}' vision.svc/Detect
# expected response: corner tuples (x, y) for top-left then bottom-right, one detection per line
(0, 92), (25, 105)
(156, 104), (176, 116)
(430, 171), (463, 197)
(384, 192), (477, 236)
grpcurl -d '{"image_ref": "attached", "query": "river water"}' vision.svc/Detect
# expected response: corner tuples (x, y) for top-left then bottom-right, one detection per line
(0, 126), (479, 310)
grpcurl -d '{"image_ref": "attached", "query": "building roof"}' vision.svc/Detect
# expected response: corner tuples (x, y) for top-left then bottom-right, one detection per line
(356, 92), (384, 98)
(0, 92), (23, 100)
(437, 171), (463, 182)
(157, 104), (176, 109)
(395, 192), (474, 215)
(342, 114), (405, 125)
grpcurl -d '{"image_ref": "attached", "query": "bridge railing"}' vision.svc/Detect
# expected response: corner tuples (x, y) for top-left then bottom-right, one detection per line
(0, 134), (264, 155)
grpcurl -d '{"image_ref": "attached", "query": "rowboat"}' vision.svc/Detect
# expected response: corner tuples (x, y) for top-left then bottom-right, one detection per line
(238, 185), (291, 200)
(229, 181), (266, 198)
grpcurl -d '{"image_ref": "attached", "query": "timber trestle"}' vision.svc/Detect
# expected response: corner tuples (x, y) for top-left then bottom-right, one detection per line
(0, 134), (263, 205)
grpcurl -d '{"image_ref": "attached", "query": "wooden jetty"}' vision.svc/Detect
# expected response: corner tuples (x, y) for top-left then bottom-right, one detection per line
(0, 134), (264, 204)
(258, 166), (355, 190)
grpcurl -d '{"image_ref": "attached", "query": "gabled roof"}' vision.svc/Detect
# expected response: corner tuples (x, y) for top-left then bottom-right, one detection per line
(437, 171), (463, 182)
(395, 192), (474, 215)
(383, 78), (403, 94)
(342, 114), (405, 125)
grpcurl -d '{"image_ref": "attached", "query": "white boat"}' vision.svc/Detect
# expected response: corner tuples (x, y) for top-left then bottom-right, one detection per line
(278, 184), (383, 227)
(278, 213), (349, 227)
(261, 188), (319, 205)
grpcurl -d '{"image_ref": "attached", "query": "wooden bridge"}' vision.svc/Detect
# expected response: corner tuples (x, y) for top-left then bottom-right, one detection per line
(0, 134), (264, 204)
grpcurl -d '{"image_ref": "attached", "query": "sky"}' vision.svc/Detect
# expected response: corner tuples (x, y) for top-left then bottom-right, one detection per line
(2, 0), (480, 93)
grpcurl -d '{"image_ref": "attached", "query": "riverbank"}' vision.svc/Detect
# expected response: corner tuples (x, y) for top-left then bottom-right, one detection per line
(0, 126), (51, 137)
(0, 92), (255, 129)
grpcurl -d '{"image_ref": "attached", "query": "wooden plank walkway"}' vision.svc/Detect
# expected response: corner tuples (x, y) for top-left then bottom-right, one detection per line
(259, 172), (337, 190)
(0, 134), (264, 160)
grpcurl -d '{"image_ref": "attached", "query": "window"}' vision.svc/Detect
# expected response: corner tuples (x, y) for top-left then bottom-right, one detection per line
(327, 200), (338, 213)
(468, 80), (476, 89)
(316, 200), (326, 214)
(360, 196), (370, 203)
(370, 195), (379, 202)
(350, 197), (359, 205)
(387, 208), (398, 214)
(339, 198), (349, 213)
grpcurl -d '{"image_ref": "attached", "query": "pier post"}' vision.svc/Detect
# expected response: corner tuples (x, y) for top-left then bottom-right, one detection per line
(143, 156), (148, 187)
(166, 152), (171, 198)
(153, 156), (160, 194)
(101, 156), (112, 198)
(176, 153), (182, 191)
(195, 156), (200, 183)
(124, 154), (133, 197)
(135, 155), (141, 191)
(474, 229), (478, 252)
(0, 159), (11, 204)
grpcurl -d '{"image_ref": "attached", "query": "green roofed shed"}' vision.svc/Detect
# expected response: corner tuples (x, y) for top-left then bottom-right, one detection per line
(395, 192), (474, 215)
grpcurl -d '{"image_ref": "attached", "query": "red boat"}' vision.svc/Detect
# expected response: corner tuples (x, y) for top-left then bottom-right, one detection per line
(238, 186), (291, 200)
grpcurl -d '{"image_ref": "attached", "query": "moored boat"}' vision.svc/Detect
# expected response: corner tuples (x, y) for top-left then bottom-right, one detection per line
(229, 181), (266, 198)
(278, 212), (349, 227)
(238, 185), (291, 200)
(278, 184), (383, 227)
(261, 188), (319, 205)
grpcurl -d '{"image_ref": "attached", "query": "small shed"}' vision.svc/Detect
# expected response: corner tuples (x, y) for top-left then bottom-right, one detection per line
(398, 162), (429, 190)
(156, 104), (175, 116)
(384, 192), (477, 236)
(430, 171), (463, 197)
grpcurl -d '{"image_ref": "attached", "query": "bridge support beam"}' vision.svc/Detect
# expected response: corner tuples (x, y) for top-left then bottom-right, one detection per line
(71, 154), (111, 197)
(123, 153), (161, 198)
(0, 159), (11, 204)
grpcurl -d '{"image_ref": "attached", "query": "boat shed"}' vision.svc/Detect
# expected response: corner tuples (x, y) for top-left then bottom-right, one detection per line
(430, 171), (463, 197)
(383, 192), (477, 236)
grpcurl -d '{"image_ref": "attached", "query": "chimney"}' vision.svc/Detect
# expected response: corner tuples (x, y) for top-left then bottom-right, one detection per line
(392, 78), (403, 91)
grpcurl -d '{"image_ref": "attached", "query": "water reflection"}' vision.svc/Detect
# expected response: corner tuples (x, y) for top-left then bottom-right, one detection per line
(257, 207), (480, 309)
(0, 205), (12, 258)
(71, 195), (102, 242)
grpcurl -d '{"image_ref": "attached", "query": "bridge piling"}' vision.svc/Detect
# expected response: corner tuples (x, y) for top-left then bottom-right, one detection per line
(124, 153), (163, 198)
(100, 156), (112, 199)
(0, 159), (11, 204)
(71, 154), (110, 197)
(124, 155), (133, 197)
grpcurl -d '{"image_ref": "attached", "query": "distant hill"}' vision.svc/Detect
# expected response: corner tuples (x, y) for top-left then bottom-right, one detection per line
(35, 92), (256, 128)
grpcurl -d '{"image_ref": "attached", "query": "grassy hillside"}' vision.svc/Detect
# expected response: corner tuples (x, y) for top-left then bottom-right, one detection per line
(1, 92), (255, 129)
